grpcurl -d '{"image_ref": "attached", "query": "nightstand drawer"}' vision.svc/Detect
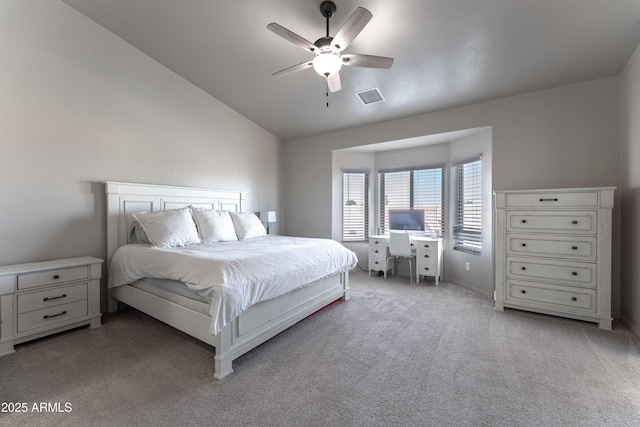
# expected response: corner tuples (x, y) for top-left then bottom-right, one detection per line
(17, 283), (88, 314)
(506, 191), (598, 208)
(17, 300), (87, 333)
(17, 266), (88, 290)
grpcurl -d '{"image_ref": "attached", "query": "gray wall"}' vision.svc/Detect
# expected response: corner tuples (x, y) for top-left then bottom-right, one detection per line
(284, 77), (621, 314)
(0, 1), (281, 310)
(620, 42), (640, 334)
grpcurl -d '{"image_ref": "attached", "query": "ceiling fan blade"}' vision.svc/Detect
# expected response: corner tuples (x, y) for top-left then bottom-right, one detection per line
(267, 23), (317, 53)
(273, 61), (314, 77)
(331, 7), (372, 52)
(342, 53), (394, 69)
(327, 73), (341, 93)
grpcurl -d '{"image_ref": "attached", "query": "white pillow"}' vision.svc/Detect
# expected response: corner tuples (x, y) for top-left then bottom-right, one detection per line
(191, 208), (238, 243)
(132, 207), (201, 248)
(230, 212), (267, 240)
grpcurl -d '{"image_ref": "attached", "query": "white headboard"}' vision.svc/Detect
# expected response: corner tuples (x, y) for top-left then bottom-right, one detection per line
(105, 181), (246, 265)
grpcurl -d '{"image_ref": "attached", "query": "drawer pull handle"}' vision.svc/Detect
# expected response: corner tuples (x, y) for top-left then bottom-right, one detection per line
(572, 220), (578, 225)
(43, 294), (67, 302)
(424, 254), (430, 258)
(521, 243), (527, 247)
(423, 244), (430, 248)
(374, 261), (379, 265)
(53, 275), (60, 280)
(521, 290), (526, 294)
(424, 267), (430, 271)
(572, 272), (578, 276)
(539, 198), (559, 202)
(374, 241), (379, 244)
(521, 266), (526, 270)
(44, 310), (67, 320)
(572, 246), (578, 250)
(571, 297), (578, 301)
(521, 219), (527, 224)
(374, 250), (379, 254)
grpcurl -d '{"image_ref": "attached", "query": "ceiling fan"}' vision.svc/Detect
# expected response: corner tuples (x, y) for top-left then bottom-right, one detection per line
(267, 1), (394, 93)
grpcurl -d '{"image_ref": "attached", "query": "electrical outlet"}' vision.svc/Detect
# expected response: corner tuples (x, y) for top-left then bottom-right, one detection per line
(465, 262), (470, 271)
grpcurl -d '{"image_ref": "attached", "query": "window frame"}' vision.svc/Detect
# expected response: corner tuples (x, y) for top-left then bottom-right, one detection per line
(341, 170), (369, 242)
(377, 165), (445, 236)
(452, 155), (482, 254)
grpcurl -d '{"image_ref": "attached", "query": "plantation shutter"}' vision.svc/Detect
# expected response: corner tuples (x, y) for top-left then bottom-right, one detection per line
(452, 156), (482, 253)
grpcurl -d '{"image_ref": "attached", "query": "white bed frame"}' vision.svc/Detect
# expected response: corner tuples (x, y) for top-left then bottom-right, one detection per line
(105, 181), (349, 380)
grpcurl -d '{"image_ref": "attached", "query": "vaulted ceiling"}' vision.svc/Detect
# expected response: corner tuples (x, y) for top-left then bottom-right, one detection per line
(61, 0), (640, 141)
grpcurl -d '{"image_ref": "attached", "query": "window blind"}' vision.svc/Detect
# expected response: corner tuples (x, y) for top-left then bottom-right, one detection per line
(342, 172), (369, 241)
(453, 157), (482, 253)
(378, 167), (444, 235)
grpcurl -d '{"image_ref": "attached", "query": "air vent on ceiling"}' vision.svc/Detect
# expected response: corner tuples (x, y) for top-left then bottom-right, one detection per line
(356, 88), (385, 105)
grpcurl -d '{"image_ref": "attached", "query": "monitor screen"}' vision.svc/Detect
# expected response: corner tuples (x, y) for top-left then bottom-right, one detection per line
(389, 209), (425, 232)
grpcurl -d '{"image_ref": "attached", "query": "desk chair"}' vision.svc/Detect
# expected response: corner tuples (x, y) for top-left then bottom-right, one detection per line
(385, 232), (417, 283)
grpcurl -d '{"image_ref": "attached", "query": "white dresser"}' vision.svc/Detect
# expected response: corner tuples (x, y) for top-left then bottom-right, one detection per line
(494, 187), (614, 329)
(369, 235), (443, 285)
(0, 256), (103, 356)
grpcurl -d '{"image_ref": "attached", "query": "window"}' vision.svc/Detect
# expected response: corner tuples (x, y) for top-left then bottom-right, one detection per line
(453, 156), (482, 254)
(378, 166), (444, 235)
(342, 171), (369, 241)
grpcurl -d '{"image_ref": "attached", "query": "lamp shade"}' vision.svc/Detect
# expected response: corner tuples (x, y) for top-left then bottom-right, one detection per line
(260, 211), (277, 222)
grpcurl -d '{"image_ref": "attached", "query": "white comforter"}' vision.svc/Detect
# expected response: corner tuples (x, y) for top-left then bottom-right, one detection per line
(108, 235), (357, 335)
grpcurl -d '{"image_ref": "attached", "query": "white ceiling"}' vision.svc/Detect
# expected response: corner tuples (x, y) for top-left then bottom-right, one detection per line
(61, 0), (640, 142)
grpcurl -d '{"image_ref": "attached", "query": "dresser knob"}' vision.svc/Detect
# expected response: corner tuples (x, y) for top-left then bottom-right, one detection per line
(374, 261), (379, 265)
(521, 266), (526, 270)
(572, 220), (578, 225)
(53, 275), (60, 280)
(572, 246), (578, 250)
(521, 290), (526, 294)
(572, 271), (578, 276)
(374, 250), (379, 254)
(424, 244), (430, 248)
(424, 267), (430, 271)
(571, 297), (578, 301)
(521, 243), (527, 247)
(521, 219), (527, 224)
(424, 254), (430, 258)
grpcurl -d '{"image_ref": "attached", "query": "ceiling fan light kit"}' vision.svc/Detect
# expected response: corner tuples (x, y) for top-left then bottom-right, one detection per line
(267, 1), (393, 94)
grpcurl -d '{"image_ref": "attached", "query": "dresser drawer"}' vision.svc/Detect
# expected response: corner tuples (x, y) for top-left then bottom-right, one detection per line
(17, 266), (88, 290)
(507, 234), (596, 261)
(505, 191), (599, 208)
(507, 211), (596, 234)
(506, 280), (596, 314)
(17, 283), (88, 314)
(17, 300), (88, 333)
(506, 257), (596, 288)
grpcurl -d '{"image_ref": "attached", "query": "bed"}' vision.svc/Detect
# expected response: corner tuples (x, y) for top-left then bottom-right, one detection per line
(105, 181), (356, 380)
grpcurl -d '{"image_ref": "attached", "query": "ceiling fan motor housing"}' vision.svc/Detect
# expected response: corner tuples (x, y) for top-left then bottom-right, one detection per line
(320, 1), (337, 19)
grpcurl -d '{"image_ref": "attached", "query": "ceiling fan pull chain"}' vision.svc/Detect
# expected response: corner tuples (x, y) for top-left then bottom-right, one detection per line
(326, 79), (329, 107)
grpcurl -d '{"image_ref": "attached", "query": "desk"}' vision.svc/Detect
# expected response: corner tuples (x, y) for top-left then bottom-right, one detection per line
(369, 234), (443, 285)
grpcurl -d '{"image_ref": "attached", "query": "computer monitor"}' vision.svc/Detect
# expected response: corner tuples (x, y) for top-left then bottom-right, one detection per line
(389, 209), (425, 232)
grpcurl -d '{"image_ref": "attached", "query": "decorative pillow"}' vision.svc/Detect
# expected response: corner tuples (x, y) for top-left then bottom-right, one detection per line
(191, 208), (238, 243)
(132, 207), (201, 248)
(230, 212), (267, 240)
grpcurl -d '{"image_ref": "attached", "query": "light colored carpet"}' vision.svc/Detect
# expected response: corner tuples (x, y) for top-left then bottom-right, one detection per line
(2, 271), (640, 426)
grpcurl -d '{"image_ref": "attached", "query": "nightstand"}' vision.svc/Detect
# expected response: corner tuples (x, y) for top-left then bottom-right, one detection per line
(0, 256), (103, 356)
